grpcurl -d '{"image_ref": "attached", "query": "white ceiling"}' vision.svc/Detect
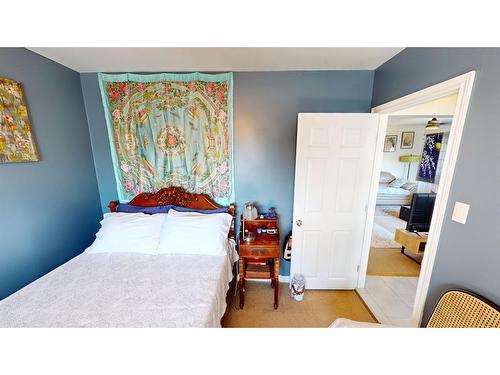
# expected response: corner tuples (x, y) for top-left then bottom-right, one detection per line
(392, 94), (458, 117)
(388, 116), (453, 127)
(27, 47), (404, 73)
(387, 93), (457, 127)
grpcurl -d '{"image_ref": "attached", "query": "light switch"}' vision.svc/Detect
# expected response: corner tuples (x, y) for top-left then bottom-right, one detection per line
(452, 201), (470, 224)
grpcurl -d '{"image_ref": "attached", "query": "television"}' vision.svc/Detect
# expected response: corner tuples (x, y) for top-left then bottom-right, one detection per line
(406, 193), (436, 232)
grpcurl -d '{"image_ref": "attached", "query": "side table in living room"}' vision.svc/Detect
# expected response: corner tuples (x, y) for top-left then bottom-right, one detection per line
(394, 228), (428, 264)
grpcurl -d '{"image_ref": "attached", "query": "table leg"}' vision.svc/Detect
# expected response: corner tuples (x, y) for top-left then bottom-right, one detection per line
(273, 257), (279, 309)
(270, 258), (275, 288)
(239, 259), (245, 308)
(401, 249), (423, 265)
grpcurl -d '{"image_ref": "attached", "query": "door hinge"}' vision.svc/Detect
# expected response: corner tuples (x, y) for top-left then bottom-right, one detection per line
(356, 265), (360, 273)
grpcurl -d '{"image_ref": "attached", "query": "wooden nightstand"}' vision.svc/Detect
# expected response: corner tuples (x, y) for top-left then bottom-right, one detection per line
(238, 215), (280, 309)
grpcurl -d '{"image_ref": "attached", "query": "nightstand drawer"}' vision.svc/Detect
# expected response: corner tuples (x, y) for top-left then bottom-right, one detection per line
(245, 262), (272, 279)
(239, 246), (279, 258)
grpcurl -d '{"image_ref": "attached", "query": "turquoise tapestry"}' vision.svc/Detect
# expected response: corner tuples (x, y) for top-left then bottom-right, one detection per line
(98, 72), (234, 205)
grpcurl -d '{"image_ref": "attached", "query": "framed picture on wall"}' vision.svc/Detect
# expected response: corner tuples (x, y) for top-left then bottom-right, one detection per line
(401, 131), (415, 149)
(384, 135), (397, 152)
(417, 132), (444, 183)
(0, 76), (39, 163)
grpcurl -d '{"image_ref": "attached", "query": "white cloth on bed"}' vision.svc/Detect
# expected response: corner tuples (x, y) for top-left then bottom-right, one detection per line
(377, 186), (412, 197)
(0, 240), (237, 328)
(329, 318), (395, 328)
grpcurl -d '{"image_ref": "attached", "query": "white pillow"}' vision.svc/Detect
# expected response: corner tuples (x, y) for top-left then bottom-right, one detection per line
(157, 209), (232, 256)
(388, 178), (407, 188)
(380, 171), (396, 184)
(401, 182), (417, 192)
(86, 212), (167, 254)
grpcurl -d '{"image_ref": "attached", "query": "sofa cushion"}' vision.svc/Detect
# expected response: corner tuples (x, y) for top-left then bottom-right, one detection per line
(388, 178), (407, 188)
(401, 182), (417, 192)
(380, 171), (396, 184)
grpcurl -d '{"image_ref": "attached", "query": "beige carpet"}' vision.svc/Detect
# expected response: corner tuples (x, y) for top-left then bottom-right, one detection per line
(367, 247), (421, 277)
(222, 281), (377, 328)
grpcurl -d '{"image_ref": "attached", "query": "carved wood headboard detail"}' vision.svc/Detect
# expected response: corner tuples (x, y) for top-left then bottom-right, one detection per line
(108, 186), (235, 238)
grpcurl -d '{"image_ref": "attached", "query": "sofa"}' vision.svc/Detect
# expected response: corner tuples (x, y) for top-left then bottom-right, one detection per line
(376, 171), (416, 206)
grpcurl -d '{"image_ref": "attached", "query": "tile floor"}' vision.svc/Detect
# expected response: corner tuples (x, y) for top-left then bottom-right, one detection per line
(357, 275), (418, 327)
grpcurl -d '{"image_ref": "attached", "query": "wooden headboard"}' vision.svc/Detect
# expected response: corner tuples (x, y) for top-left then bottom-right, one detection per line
(108, 186), (235, 238)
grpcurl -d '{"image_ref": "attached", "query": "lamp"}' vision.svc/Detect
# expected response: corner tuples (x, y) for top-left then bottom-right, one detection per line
(425, 117), (441, 131)
(399, 154), (421, 180)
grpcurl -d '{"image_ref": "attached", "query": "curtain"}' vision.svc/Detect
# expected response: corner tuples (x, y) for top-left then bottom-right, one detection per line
(98, 72), (234, 205)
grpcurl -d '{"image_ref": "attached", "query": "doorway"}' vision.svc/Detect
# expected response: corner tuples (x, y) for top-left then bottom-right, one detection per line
(289, 72), (474, 327)
(357, 96), (456, 326)
(357, 71), (475, 326)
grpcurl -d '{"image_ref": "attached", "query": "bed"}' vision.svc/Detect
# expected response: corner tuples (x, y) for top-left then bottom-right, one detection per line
(376, 171), (416, 206)
(0, 187), (237, 328)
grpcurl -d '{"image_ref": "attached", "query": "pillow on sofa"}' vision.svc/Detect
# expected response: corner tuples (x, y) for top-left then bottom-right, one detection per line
(380, 171), (396, 184)
(388, 178), (407, 188)
(401, 182), (417, 192)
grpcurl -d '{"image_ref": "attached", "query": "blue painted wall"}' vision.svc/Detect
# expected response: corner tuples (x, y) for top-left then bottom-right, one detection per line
(0, 48), (102, 300)
(80, 71), (375, 275)
(5, 48), (497, 310)
(373, 48), (500, 324)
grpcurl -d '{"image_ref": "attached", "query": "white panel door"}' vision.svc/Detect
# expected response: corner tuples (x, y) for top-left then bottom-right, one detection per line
(291, 113), (380, 289)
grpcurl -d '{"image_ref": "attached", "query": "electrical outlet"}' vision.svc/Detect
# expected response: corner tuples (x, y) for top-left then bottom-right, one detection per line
(452, 201), (470, 224)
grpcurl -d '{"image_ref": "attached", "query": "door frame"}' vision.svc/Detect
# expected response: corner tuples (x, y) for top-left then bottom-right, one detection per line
(356, 71), (476, 326)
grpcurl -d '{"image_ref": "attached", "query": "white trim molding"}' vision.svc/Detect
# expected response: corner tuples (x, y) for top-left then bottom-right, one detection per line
(236, 275), (290, 284)
(357, 114), (388, 289)
(358, 71), (476, 327)
(279, 275), (290, 284)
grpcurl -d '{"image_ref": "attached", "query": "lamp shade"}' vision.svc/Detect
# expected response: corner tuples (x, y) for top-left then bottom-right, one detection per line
(425, 117), (441, 130)
(399, 155), (420, 163)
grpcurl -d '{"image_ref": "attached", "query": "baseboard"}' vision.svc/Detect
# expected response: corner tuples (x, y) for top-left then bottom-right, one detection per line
(236, 275), (290, 284)
(279, 275), (290, 283)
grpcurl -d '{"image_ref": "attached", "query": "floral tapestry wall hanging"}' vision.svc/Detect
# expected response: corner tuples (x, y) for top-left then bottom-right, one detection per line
(0, 77), (39, 163)
(98, 72), (234, 205)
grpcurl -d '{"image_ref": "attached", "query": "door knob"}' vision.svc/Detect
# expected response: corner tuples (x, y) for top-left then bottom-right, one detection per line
(296, 220), (303, 227)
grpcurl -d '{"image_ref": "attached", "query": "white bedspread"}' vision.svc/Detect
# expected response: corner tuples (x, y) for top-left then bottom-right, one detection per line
(0, 241), (237, 328)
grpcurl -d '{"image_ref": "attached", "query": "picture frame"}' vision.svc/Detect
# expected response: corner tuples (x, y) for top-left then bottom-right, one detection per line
(383, 135), (397, 152)
(401, 131), (415, 149)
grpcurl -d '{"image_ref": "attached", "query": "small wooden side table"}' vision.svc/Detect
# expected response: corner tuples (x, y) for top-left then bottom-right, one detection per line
(238, 215), (280, 309)
(394, 228), (428, 264)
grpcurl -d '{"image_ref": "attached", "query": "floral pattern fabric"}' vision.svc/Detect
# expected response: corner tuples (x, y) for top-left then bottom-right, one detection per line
(99, 73), (234, 204)
(0, 77), (39, 163)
